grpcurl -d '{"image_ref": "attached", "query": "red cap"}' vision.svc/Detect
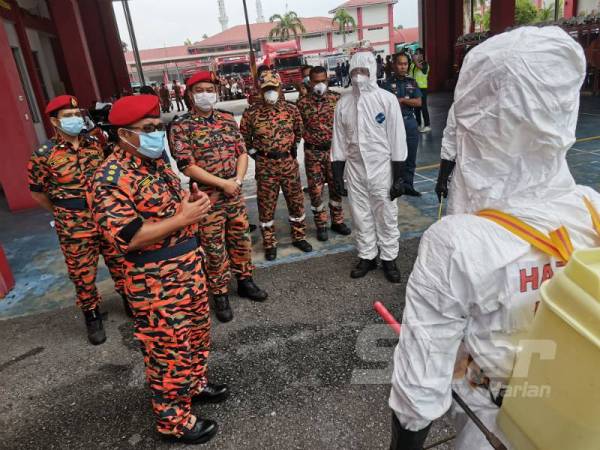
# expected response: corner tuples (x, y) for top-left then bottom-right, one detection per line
(108, 95), (160, 126)
(186, 71), (217, 88)
(45, 95), (78, 115)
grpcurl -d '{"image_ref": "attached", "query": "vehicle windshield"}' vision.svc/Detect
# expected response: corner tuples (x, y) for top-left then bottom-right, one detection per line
(275, 56), (303, 69)
(220, 63), (250, 75)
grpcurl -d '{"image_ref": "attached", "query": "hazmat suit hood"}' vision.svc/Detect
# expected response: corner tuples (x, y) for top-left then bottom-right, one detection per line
(447, 26), (586, 214)
(350, 51), (379, 95)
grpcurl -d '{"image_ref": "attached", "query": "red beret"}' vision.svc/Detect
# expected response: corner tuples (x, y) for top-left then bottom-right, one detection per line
(108, 95), (160, 126)
(186, 71), (217, 88)
(45, 95), (78, 115)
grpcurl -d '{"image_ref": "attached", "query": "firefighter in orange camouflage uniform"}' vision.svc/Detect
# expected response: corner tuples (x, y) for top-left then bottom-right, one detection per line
(240, 70), (313, 261)
(27, 95), (127, 346)
(170, 71), (267, 324)
(296, 66), (351, 242)
(91, 95), (227, 445)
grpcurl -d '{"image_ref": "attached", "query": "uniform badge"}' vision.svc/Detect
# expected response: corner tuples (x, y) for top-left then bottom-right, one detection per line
(137, 175), (155, 189)
(375, 113), (386, 124)
(102, 163), (122, 184)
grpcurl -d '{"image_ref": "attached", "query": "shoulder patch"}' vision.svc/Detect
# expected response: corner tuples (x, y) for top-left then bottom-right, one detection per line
(101, 162), (122, 185)
(171, 112), (192, 124)
(35, 140), (55, 156)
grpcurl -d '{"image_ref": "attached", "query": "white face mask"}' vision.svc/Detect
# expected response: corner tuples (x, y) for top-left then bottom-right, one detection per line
(264, 90), (279, 105)
(194, 92), (217, 111)
(352, 74), (370, 87)
(313, 82), (328, 96)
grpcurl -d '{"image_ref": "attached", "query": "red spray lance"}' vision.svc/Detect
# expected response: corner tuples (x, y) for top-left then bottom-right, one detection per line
(373, 301), (508, 450)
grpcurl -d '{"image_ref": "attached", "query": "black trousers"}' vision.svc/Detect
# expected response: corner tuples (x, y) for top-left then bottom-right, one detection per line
(390, 412), (431, 450)
(415, 88), (430, 127)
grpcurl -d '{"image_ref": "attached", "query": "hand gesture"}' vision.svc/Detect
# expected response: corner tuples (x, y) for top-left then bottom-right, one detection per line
(222, 178), (240, 196)
(178, 189), (211, 225)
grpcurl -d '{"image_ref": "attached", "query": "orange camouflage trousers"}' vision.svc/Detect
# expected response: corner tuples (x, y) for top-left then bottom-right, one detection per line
(304, 148), (344, 229)
(53, 207), (125, 311)
(198, 199), (253, 295)
(256, 156), (306, 249)
(126, 247), (211, 437)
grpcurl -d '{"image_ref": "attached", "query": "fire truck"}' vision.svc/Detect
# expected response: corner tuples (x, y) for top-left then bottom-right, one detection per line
(213, 55), (253, 88)
(262, 41), (305, 91)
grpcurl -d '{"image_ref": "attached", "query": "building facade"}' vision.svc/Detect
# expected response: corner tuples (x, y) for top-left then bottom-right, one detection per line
(1, 0), (130, 211)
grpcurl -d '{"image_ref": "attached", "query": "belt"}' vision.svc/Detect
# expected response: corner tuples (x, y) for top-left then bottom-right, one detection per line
(304, 142), (331, 151)
(52, 198), (87, 211)
(256, 150), (290, 160)
(125, 237), (200, 266)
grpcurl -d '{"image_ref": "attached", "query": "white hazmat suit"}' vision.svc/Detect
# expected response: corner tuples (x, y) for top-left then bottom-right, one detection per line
(389, 26), (600, 450)
(331, 51), (407, 261)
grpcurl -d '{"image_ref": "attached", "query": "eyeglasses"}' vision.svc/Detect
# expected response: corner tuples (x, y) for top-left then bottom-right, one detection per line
(128, 123), (166, 133)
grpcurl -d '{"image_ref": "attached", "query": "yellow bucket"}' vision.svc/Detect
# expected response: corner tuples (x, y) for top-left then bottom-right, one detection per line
(497, 248), (600, 450)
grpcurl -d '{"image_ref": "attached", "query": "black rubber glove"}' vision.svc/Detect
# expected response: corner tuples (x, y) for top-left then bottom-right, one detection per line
(390, 161), (409, 201)
(290, 142), (298, 159)
(435, 159), (456, 203)
(332, 161), (346, 196)
(390, 412), (432, 450)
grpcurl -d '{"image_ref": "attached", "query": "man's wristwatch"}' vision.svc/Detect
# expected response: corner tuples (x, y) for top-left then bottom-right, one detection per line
(234, 178), (242, 187)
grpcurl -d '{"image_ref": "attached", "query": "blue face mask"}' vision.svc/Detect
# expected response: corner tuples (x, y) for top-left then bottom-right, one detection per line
(59, 116), (85, 136)
(136, 130), (166, 159)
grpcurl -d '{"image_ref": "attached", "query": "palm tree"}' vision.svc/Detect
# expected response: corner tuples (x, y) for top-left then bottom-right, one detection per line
(184, 38), (193, 46)
(332, 8), (357, 44)
(268, 11), (306, 41)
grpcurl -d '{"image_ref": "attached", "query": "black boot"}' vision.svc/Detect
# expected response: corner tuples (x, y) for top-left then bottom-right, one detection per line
(350, 258), (377, 279)
(249, 224), (257, 233)
(331, 222), (351, 236)
(213, 295), (233, 323)
(404, 186), (422, 197)
(161, 418), (218, 445)
(192, 383), (230, 404)
(382, 259), (401, 284)
(83, 307), (106, 345)
(121, 294), (133, 318)
(390, 412), (431, 450)
(316, 227), (329, 242)
(292, 239), (313, 253)
(237, 277), (268, 302)
(265, 247), (277, 261)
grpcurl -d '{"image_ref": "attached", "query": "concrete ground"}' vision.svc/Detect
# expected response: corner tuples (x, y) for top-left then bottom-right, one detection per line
(0, 239), (456, 450)
(1, 91), (600, 449)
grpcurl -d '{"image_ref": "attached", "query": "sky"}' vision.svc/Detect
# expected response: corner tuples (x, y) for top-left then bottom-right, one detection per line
(114, 0), (419, 50)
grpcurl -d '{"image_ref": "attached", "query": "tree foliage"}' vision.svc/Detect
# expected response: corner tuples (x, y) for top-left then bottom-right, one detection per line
(332, 8), (357, 44)
(268, 11), (306, 41)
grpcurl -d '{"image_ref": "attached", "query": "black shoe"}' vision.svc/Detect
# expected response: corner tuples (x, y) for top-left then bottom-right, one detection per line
(316, 227), (329, 242)
(405, 187), (422, 197)
(161, 419), (218, 444)
(83, 307), (107, 345)
(213, 295), (233, 323)
(350, 258), (377, 279)
(192, 383), (230, 404)
(237, 277), (268, 302)
(382, 259), (401, 283)
(265, 247), (277, 261)
(331, 222), (351, 236)
(249, 224), (257, 233)
(121, 294), (133, 318)
(292, 240), (313, 253)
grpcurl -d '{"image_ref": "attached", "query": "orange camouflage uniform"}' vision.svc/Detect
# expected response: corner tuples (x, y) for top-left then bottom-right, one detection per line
(27, 134), (125, 311)
(296, 90), (345, 229)
(170, 110), (253, 295)
(91, 147), (210, 437)
(240, 100), (306, 248)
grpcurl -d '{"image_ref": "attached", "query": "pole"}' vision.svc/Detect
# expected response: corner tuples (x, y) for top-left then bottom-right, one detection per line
(242, 0), (257, 87)
(121, 0), (145, 86)
(372, 301), (508, 450)
(554, 0), (560, 21)
(470, 0), (475, 33)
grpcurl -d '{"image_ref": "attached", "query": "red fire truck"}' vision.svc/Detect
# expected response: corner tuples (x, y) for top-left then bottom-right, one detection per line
(262, 41), (305, 91)
(213, 55), (253, 88)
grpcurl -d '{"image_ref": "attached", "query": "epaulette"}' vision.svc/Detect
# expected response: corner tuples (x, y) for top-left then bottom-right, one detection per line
(100, 162), (122, 185)
(171, 112), (191, 124)
(35, 139), (55, 156)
